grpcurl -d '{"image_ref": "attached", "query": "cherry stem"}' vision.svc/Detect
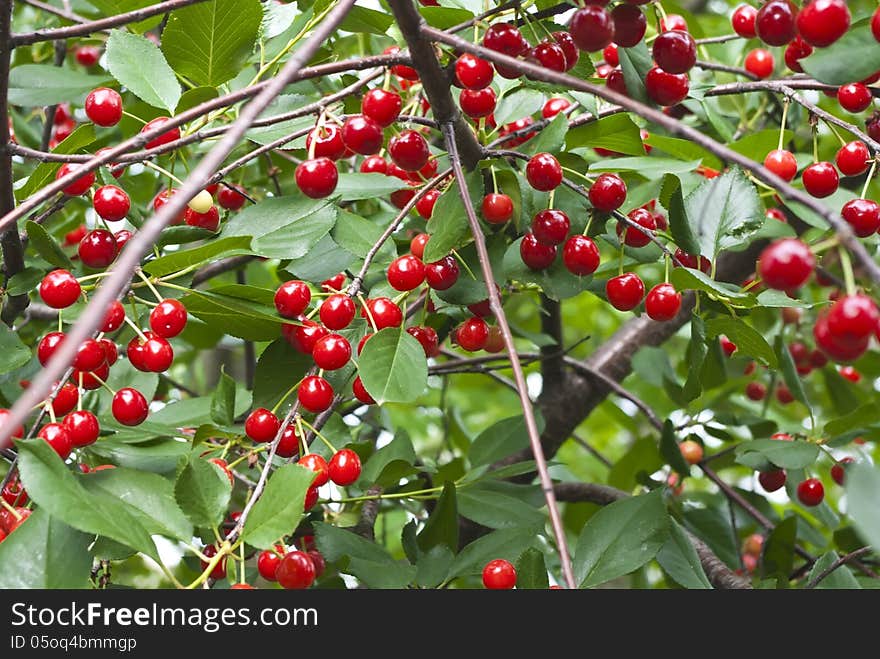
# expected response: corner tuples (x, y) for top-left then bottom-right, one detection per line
(142, 160), (184, 186)
(824, 119), (847, 147)
(358, 294), (379, 333)
(271, 378), (304, 416)
(838, 246), (857, 297)
(44, 401), (56, 424)
(582, 212), (593, 236)
(860, 160), (877, 199)
(0, 498), (22, 519)
(134, 268), (163, 301)
(777, 100), (789, 152)
(122, 314), (148, 342)
(121, 110), (147, 125)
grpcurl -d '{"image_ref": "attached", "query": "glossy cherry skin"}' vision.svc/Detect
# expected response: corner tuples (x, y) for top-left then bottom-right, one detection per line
(425, 255), (460, 291)
(617, 208), (657, 248)
(149, 299), (187, 338)
(245, 408), (281, 443)
(827, 294), (879, 342)
(73, 338), (106, 372)
(75, 46), (101, 66)
(361, 88), (402, 127)
(63, 410), (100, 448)
(112, 388), (149, 426)
(745, 381), (767, 401)
(797, 478), (825, 506)
(274, 280), (311, 318)
(842, 199), (880, 238)
(416, 190), (440, 219)
(407, 326), (440, 357)
(257, 550), (282, 581)
(756, 0), (797, 46)
(184, 206), (220, 232)
(569, 5), (615, 52)
(389, 130), (430, 172)
(51, 382), (79, 417)
(482, 22), (529, 57)
(200, 545), (227, 580)
(744, 49), (774, 79)
(295, 158), (338, 199)
(531, 209), (570, 246)
(611, 4), (646, 48)
(312, 333), (351, 370)
(328, 448), (362, 486)
(459, 88), (496, 119)
(215, 186), (247, 212)
(482, 559), (516, 589)
(836, 141), (870, 177)
(589, 173), (627, 212)
(784, 36), (813, 73)
(874, 6), (880, 42)
(797, 0), (850, 48)
(764, 149), (798, 182)
(387, 254), (426, 291)
(645, 283), (682, 321)
(84, 87), (123, 127)
(645, 67), (689, 106)
(831, 457), (854, 486)
(362, 297), (403, 329)
(732, 4), (758, 38)
(482, 193), (514, 224)
(276, 426), (300, 459)
(341, 115), (383, 155)
(457, 317), (489, 352)
(38, 423), (72, 459)
(298, 376), (333, 413)
(78, 229), (118, 268)
(455, 53), (493, 89)
(276, 551), (316, 589)
(320, 294), (356, 330)
(813, 314), (870, 363)
(606, 273), (645, 311)
(305, 125), (346, 161)
(525, 42), (567, 73)
(92, 185), (130, 222)
(56, 163), (95, 196)
(520, 233), (557, 270)
(525, 153), (563, 191)
(838, 83), (873, 114)
(758, 239), (814, 291)
(38, 332), (65, 366)
(299, 453), (330, 487)
(802, 162), (839, 198)
(141, 117), (180, 150)
(552, 31), (579, 69)
(352, 376), (376, 404)
(283, 320), (328, 355)
(542, 97), (571, 119)
(562, 235), (600, 276)
(128, 332), (173, 373)
(652, 30), (696, 74)
(759, 469), (787, 492)
(39, 269), (81, 308)
(153, 188), (186, 225)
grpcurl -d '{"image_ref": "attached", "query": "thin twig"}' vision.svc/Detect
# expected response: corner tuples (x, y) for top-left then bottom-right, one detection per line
(806, 547), (873, 589)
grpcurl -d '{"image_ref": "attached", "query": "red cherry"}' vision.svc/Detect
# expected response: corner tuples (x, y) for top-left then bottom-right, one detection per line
(802, 162), (839, 198)
(245, 408), (280, 443)
(756, 0), (797, 46)
(319, 294), (356, 330)
(673, 249), (712, 274)
(1, 478), (26, 506)
(406, 326), (440, 357)
(112, 387), (149, 426)
(531, 209), (570, 246)
(568, 6), (615, 52)
(78, 229), (117, 268)
(661, 14), (688, 32)
(389, 130), (429, 172)
(282, 319), (328, 354)
(341, 115), (383, 155)
(562, 235), (600, 276)
(759, 469), (787, 492)
(92, 185), (130, 222)
(38, 331), (65, 366)
(645, 283), (682, 321)
(455, 53), (493, 89)
(838, 83), (873, 114)
(732, 4), (758, 38)
(645, 67), (689, 106)
(797, 478), (825, 506)
(606, 273), (645, 311)
(257, 549), (282, 581)
(362, 297), (403, 329)
(63, 410), (100, 448)
(520, 233), (557, 270)
(276, 426), (300, 459)
(525, 153), (563, 191)
(797, 0), (850, 48)
(312, 333), (351, 371)
(482, 559), (516, 589)
(299, 453), (330, 487)
(868, 112), (880, 142)
(149, 299), (187, 338)
(481, 193), (514, 224)
(38, 423), (72, 459)
(362, 88), (402, 127)
(298, 376), (333, 413)
(360, 155), (387, 174)
(141, 117), (180, 150)
(383, 46), (419, 80)
(56, 163), (95, 196)
(153, 188), (186, 225)
(552, 31), (579, 69)
(387, 254), (426, 291)
(758, 238), (814, 291)
(212, 187), (247, 213)
(276, 551), (316, 589)
(321, 273), (346, 293)
(425, 255), (460, 291)
(459, 87), (496, 119)
(39, 269), (81, 308)
(73, 361), (110, 391)
(542, 97), (571, 119)
(295, 157), (338, 199)
(75, 46), (100, 67)
(603, 43), (619, 67)
(457, 316), (489, 352)
(128, 332), (173, 372)
(73, 338), (106, 372)
(814, 313), (869, 363)
(836, 141), (870, 177)
(839, 365), (861, 382)
(831, 457), (854, 486)
(84, 87), (123, 127)
(352, 376), (376, 404)
(200, 545), (227, 580)
(274, 280), (311, 318)
(874, 6), (880, 42)
(617, 208), (657, 248)
(184, 206), (220, 231)
(589, 173), (627, 212)
(482, 22), (529, 58)
(525, 42), (567, 74)
(784, 36), (813, 73)
(842, 199), (880, 237)
(744, 48), (775, 79)
(653, 30), (696, 75)
(51, 382), (79, 416)
(412, 190), (437, 221)
(610, 4), (645, 48)
(764, 149), (798, 182)
(827, 294), (879, 342)
(328, 448), (362, 486)
(745, 381), (767, 401)
(304, 124), (345, 161)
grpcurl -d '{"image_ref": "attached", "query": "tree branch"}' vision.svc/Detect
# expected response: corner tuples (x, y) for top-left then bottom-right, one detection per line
(805, 546), (873, 589)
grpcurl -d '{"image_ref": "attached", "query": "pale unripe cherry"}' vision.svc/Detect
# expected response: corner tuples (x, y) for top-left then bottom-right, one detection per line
(187, 189), (215, 214)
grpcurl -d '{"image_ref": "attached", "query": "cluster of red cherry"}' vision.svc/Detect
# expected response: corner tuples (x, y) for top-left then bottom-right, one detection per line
(199, 535), (325, 590)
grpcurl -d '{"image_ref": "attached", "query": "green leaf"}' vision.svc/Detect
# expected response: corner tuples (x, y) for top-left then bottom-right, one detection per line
(521, 113), (568, 156)
(515, 547), (550, 590)
(682, 313), (707, 402)
(17, 124), (96, 201)
(573, 490), (670, 588)
(419, 6), (474, 29)
(825, 403), (880, 436)
(143, 236), (252, 277)
(359, 432), (417, 488)
(285, 234), (353, 282)
(8, 64), (112, 106)
(670, 267), (756, 304)
(314, 521), (416, 588)
(458, 486), (545, 529)
(0, 508), (92, 588)
(566, 114), (644, 156)
(801, 19), (880, 86)
(761, 516), (797, 583)
(647, 135), (722, 170)
(176, 85), (219, 114)
(339, 5), (394, 34)
(846, 463), (880, 552)
(5, 267), (43, 296)
(618, 42), (652, 104)
(494, 88), (543, 126)
(417, 482), (459, 553)
(334, 173), (407, 201)
(106, 30), (180, 112)
(448, 526), (541, 579)
(684, 168), (764, 260)
(210, 367), (236, 426)
(502, 237), (588, 300)
(358, 327), (428, 405)
(80, 467), (193, 542)
(657, 519), (712, 589)
(728, 129), (794, 161)
(221, 195), (336, 260)
(659, 419), (691, 476)
(16, 439), (158, 560)
(179, 289), (283, 341)
(0, 323), (33, 374)
(735, 439), (819, 470)
(242, 464), (315, 549)
(608, 435), (664, 491)
(162, 0), (263, 87)
(775, 333), (810, 408)
(26, 221), (74, 270)
(663, 174), (699, 254)
(807, 551), (861, 589)
(468, 415), (540, 467)
(331, 209), (397, 260)
(424, 169), (482, 263)
(705, 317), (777, 368)
(252, 339), (312, 410)
(174, 457), (231, 528)
(589, 157), (702, 180)
(414, 545), (454, 588)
